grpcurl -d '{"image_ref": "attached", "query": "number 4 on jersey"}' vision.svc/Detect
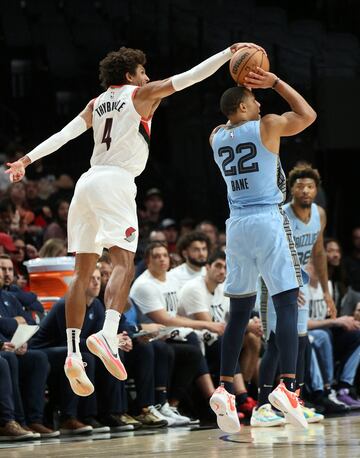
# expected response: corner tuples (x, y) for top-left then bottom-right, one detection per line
(102, 118), (113, 150)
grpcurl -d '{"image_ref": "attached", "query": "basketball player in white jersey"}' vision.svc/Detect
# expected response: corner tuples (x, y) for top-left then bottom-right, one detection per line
(5, 43), (264, 396)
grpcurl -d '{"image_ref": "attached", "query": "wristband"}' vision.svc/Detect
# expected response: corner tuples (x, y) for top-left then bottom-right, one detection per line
(272, 77), (280, 89)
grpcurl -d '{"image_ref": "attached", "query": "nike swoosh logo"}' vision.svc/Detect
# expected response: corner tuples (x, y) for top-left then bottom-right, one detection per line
(279, 385), (298, 409)
(101, 334), (119, 358)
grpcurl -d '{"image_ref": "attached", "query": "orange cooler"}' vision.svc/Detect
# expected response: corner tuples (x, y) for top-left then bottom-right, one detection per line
(24, 257), (75, 312)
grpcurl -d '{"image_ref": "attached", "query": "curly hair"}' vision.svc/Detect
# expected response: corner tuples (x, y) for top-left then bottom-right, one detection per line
(99, 47), (146, 89)
(176, 231), (211, 260)
(288, 165), (321, 189)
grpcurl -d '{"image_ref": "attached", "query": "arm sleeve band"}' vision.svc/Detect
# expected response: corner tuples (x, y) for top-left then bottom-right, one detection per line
(27, 115), (88, 163)
(171, 47), (233, 91)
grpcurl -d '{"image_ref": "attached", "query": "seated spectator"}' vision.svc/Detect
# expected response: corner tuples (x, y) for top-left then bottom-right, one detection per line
(138, 188), (164, 231)
(135, 229), (167, 280)
(130, 242), (225, 415)
(10, 237), (29, 281)
(343, 227), (360, 312)
(0, 353), (34, 440)
(30, 268), (136, 434)
(325, 237), (348, 314)
(178, 250), (259, 417)
(0, 269), (58, 437)
(43, 199), (69, 242)
(307, 259), (360, 409)
(168, 231), (210, 288)
(159, 218), (178, 254)
(178, 218), (196, 237)
(0, 255), (44, 321)
(196, 221), (219, 253)
(38, 238), (67, 258)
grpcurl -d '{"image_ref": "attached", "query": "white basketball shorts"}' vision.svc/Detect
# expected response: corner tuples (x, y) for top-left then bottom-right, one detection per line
(68, 165), (138, 255)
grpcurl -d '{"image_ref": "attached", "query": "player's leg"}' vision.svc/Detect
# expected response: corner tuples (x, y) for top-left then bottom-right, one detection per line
(86, 246), (134, 381)
(260, 208), (307, 428)
(251, 286), (285, 427)
(210, 215), (258, 433)
(64, 252), (99, 397)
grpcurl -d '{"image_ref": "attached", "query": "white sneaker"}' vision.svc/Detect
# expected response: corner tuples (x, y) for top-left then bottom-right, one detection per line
(157, 403), (190, 426)
(250, 403), (286, 427)
(64, 355), (94, 397)
(86, 331), (127, 381)
(328, 389), (349, 407)
(268, 383), (308, 429)
(209, 386), (240, 434)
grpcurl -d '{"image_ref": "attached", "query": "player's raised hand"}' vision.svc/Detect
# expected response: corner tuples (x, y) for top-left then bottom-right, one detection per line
(244, 67), (278, 90)
(5, 160), (26, 182)
(230, 43), (266, 54)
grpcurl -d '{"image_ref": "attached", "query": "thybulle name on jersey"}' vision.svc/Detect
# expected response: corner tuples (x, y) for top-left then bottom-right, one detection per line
(95, 100), (126, 117)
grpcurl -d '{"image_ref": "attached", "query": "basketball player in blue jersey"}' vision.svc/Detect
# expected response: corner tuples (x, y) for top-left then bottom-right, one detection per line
(5, 42), (265, 397)
(208, 68), (317, 433)
(251, 165), (337, 427)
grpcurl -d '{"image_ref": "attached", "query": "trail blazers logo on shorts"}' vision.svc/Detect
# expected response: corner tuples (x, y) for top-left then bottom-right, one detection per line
(124, 227), (136, 242)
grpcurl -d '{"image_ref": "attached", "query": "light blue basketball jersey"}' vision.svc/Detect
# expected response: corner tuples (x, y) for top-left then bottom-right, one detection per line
(283, 202), (321, 268)
(212, 120), (285, 210)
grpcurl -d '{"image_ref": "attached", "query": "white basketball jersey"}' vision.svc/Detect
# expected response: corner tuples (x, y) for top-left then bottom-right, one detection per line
(90, 85), (151, 177)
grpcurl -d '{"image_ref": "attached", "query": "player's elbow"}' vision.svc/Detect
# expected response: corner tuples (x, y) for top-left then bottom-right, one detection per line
(304, 108), (317, 126)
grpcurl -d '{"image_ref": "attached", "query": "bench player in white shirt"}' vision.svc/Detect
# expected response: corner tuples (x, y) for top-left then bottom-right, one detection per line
(168, 231), (210, 289)
(5, 42), (264, 396)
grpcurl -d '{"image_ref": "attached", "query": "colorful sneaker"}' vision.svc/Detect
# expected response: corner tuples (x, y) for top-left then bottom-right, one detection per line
(336, 388), (360, 410)
(157, 403), (190, 426)
(237, 396), (257, 418)
(209, 386), (240, 434)
(64, 355), (94, 397)
(250, 403), (286, 427)
(268, 383), (308, 429)
(300, 405), (324, 423)
(86, 331), (127, 381)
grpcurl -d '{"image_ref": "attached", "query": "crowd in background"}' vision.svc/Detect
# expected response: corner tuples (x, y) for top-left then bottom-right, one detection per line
(0, 165), (360, 441)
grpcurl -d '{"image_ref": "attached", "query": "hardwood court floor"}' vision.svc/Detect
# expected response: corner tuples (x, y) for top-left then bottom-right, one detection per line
(0, 414), (359, 458)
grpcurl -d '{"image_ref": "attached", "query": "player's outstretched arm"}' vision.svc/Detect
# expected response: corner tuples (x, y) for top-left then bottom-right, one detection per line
(134, 43), (265, 118)
(5, 102), (93, 182)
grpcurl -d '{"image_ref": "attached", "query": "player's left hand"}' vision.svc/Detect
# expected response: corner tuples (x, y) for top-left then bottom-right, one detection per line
(5, 160), (26, 182)
(243, 67), (278, 90)
(324, 292), (337, 319)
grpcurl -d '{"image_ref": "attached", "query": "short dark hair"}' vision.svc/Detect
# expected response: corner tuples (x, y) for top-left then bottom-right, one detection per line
(220, 86), (251, 117)
(0, 254), (11, 261)
(207, 250), (225, 265)
(288, 165), (321, 189)
(176, 231), (211, 259)
(99, 47), (146, 89)
(144, 241), (168, 262)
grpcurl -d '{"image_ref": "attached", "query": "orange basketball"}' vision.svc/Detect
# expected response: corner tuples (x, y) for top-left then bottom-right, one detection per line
(229, 47), (270, 85)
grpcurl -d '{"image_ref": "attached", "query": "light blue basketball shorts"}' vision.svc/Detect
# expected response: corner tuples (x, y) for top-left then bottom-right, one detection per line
(265, 284), (310, 339)
(224, 204), (303, 298)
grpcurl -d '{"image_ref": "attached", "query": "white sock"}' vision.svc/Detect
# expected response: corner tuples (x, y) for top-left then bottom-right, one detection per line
(102, 309), (121, 339)
(66, 328), (81, 357)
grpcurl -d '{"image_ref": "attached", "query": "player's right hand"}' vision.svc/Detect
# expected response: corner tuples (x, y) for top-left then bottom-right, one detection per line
(5, 160), (26, 182)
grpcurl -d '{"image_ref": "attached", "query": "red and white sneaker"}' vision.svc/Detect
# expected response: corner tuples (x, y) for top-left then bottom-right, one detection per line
(268, 382), (308, 429)
(64, 356), (94, 397)
(86, 331), (127, 381)
(209, 386), (240, 434)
